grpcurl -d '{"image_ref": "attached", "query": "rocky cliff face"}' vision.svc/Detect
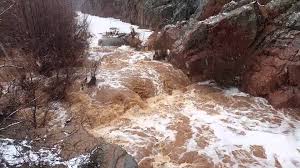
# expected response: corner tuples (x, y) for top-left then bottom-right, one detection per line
(81, 0), (200, 28)
(80, 0), (300, 108)
(153, 0), (300, 108)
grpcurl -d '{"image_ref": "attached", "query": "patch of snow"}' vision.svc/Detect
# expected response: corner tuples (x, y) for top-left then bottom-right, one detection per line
(118, 45), (134, 51)
(65, 154), (90, 168)
(48, 102), (69, 129)
(77, 12), (153, 47)
(0, 138), (91, 168)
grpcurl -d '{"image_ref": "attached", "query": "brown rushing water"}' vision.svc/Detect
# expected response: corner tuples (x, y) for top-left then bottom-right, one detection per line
(78, 45), (300, 168)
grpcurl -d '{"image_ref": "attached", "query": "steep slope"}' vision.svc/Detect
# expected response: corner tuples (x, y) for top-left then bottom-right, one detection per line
(153, 0), (300, 108)
(81, 0), (200, 28)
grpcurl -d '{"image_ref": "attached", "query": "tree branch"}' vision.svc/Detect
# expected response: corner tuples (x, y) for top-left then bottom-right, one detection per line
(1, 95), (42, 125)
(0, 42), (9, 58)
(0, 0), (15, 17)
(0, 121), (22, 131)
(0, 64), (24, 69)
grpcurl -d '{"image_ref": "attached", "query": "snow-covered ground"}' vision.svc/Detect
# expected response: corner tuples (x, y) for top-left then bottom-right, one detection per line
(77, 12), (153, 47)
(0, 138), (89, 168)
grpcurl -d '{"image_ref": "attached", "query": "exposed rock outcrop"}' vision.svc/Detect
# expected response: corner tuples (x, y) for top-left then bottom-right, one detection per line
(155, 0), (300, 108)
(82, 144), (138, 168)
(98, 33), (142, 48)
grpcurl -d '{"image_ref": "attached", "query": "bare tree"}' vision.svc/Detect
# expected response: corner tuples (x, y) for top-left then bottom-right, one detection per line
(0, 0), (90, 128)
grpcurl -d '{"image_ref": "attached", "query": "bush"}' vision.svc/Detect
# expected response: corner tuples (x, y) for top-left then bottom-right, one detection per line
(1, 0), (90, 76)
(0, 0), (90, 127)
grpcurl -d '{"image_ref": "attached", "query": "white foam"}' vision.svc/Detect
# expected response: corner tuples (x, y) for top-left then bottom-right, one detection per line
(93, 114), (177, 149)
(181, 98), (300, 168)
(223, 87), (249, 97)
(91, 87), (300, 167)
(94, 50), (163, 95)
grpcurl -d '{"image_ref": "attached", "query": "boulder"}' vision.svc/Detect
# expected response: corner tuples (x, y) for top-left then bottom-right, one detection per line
(98, 37), (127, 47)
(98, 34), (141, 48)
(268, 88), (300, 108)
(82, 144), (138, 168)
(287, 12), (300, 30)
(172, 2), (259, 85)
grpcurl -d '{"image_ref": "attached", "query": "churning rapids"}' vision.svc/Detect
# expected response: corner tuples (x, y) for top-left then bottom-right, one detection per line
(80, 13), (300, 168)
(1, 12), (300, 168)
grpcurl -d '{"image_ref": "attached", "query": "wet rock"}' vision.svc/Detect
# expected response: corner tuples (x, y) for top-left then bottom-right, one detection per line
(172, 2), (258, 85)
(242, 29), (300, 108)
(124, 35), (142, 49)
(82, 144), (138, 168)
(250, 145), (267, 159)
(98, 34), (141, 48)
(287, 12), (300, 30)
(221, 1), (239, 12)
(159, 0), (300, 108)
(123, 78), (156, 99)
(178, 152), (214, 166)
(138, 158), (154, 168)
(149, 24), (185, 60)
(98, 37), (127, 47)
(268, 88), (300, 108)
(288, 65), (300, 86)
(87, 76), (97, 86)
(102, 144), (138, 168)
(195, 0), (233, 20)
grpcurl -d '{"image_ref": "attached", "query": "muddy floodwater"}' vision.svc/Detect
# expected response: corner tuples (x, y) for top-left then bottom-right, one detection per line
(79, 13), (300, 168)
(85, 46), (300, 168)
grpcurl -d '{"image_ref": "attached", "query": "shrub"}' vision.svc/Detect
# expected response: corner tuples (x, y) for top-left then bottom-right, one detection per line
(0, 0), (90, 128)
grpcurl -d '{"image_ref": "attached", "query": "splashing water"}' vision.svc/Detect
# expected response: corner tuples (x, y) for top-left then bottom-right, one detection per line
(90, 86), (300, 168)
(79, 13), (300, 168)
